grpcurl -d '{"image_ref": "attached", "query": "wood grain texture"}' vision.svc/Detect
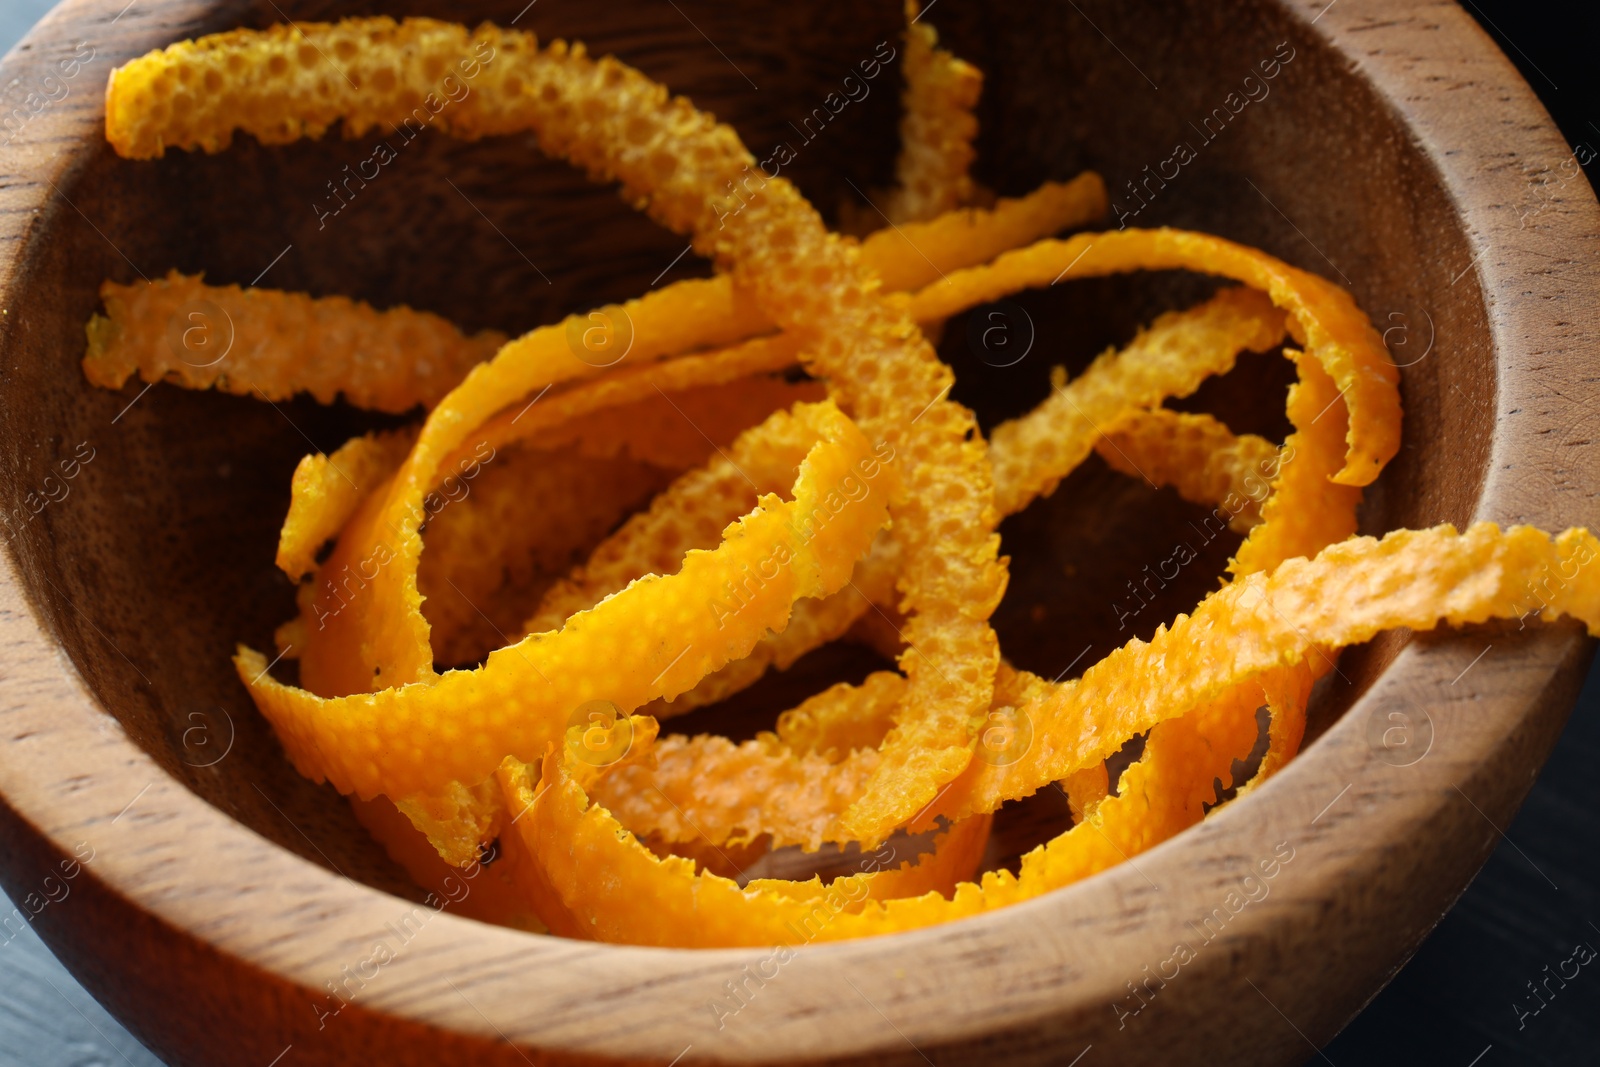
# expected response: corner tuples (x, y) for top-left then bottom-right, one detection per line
(0, 1), (1595, 1065)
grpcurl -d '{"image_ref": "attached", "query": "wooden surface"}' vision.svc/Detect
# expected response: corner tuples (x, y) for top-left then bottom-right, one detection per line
(0, 1), (1597, 1065)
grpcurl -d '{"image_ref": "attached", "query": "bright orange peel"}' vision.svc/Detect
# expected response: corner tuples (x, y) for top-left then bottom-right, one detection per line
(93, 13), (1600, 958)
(84, 271), (506, 414)
(239, 399), (892, 862)
(910, 227), (1401, 486)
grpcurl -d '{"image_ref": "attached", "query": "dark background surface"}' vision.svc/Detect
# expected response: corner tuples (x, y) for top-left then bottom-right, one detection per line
(0, 2), (1595, 1065)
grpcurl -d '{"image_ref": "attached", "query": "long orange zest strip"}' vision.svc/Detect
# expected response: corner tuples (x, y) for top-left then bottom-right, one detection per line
(86, 174), (1104, 413)
(883, 0), (982, 224)
(83, 271), (507, 413)
(239, 400), (890, 861)
(114, 18), (1008, 862)
(909, 228), (1401, 486)
(989, 285), (1287, 514)
(504, 523), (1598, 943)
(526, 287), (1286, 721)
(1095, 410), (1281, 535)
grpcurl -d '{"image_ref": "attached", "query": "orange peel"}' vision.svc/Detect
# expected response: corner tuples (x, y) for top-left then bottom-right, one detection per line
(521, 407), (829, 638)
(909, 228), (1401, 486)
(989, 285), (1288, 514)
(85, 172), (1104, 413)
(774, 671), (908, 757)
(348, 795), (547, 933)
(285, 333), (803, 715)
(123, 17), (1008, 859)
(501, 735), (997, 946)
(240, 399), (892, 862)
(883, 0), (983, 224)
(1231, 349), (1361, 579)
(867, 174), (1106, 293)
(277, 427), (417, 581)
(526, 287), (1286, 719)
(527, 478), (902, 718)
(924, 522), (1598, 825)
(535, 374), (827, 470)
(416, 443), (674, 669)
(591, 734), (881, 852)
(501, 523), (1600, 944)
(509, 288), (1310, 860)
(1095, 410), (1281, 534)
(83, 271), (506, 414)
(102, 13), (1580, 956)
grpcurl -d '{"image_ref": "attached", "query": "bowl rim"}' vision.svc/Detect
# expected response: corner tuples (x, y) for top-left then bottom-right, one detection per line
(0, 0), (1597, 1063)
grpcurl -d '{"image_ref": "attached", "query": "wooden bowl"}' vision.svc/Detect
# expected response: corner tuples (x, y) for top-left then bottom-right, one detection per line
(1, 0), (1596, 1063)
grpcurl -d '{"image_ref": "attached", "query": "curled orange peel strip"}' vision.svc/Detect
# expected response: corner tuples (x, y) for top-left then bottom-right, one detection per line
(1056, 344), (1349, 873)
(104, 25), (1088, 855)
(93, 145), (1084, 806)
(521, 399), (829, 639)
(607, 661), (1099, 852)
(989, 285), (1287, 515)
(99, 14), (1438, 944)
(524, 286), (1287, 723)
(257, 168), (1095, 667)
(909, 227), (1401, 487)
(283, 380), (806, 669)
(500, 678), (1252, 944)
(468, 283), (1311, 861)
(413, 377), (823, 668)
(883, 259), (1350, 850)
(416, 444), (675, 669)
(1131, 354), (1347, 819)
(1062, 763), (1112, 824)
(926, 522), (1596, 826)
(592, 734), (882, 852)
(533, 375), (827, 471)
(348, 795), (547, 933)
(503, 523), (1600, 943)
(1184, 347), (1359, 787)
(278, 335), (806, 721)
(645, 834), (771, 881)
(278, 427), (417, 581)
(265, 172), (1096, 640)
(1193, 350), (1355, 799)
(508, 713), (991, 917)
(737, 811), (993, 906)
(774, 670), (908, 758)
(99, 18), (1100, 407)
(1236, 665), (1314, 797)
(82, 174), (1102, 416)
(499, 735), (995, 946)
(529, 476), (902, 719)
(1232, 350), (1361, 581)
(289, 331), (805, 704)
(883, 0), (983, 224)
(1046, 667), (1280, 868)
(495, 284), (1297, 854)
(129, 17), (1006, 859)
(1095, 410), (1281, 535)
(641, 559), (897, 717)
(238, 399), (892, 862)
(866, 174), (1106, 293)
(1125, 346), (1358, 802)
(1073, 351), (1344, 828)
(124, 16), (1002, 862)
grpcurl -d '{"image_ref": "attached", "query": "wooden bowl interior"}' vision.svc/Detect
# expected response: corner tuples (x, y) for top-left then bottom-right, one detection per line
(0, 0), (1486, 904)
